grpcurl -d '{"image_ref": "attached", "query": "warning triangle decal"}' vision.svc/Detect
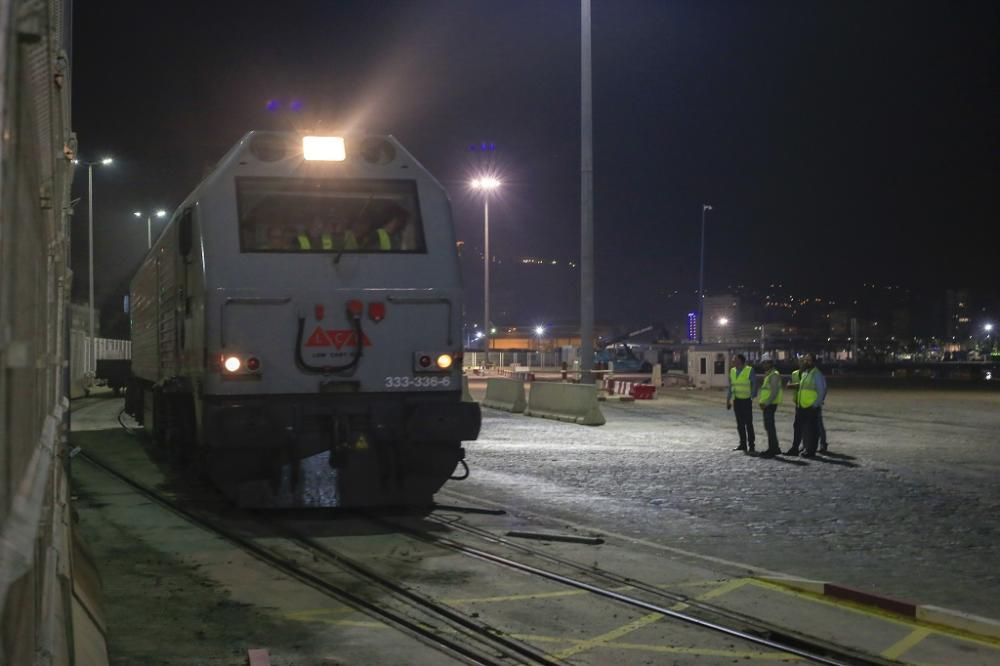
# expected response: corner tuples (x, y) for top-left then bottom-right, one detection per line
(305, 326), (332, 347)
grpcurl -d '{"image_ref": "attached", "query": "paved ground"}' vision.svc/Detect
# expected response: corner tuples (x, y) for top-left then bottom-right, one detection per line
(458, 383), (1000, 619)
(69, 393), (1000, 664)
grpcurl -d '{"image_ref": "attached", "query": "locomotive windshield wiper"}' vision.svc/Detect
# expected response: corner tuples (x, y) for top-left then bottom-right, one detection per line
(335, 194), (375, 264)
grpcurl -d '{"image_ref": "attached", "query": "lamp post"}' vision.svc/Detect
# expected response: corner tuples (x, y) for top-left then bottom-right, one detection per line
(471, 176), (501, 353)
(580, 0), (595, 384)
(535, 325), (546, 353)
(133, 209), (167, 249)
(698, 203), (713, 345)
(74, 156), (113, 377)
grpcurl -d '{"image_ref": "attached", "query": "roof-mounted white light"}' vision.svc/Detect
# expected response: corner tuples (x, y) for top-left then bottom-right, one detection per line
(303, 136), (346, 161)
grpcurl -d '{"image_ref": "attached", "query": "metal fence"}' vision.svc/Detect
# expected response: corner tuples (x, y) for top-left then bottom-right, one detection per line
(0, 0), (96, 663)
(69, 333), (131, 396)
(463, 350), (565, 369)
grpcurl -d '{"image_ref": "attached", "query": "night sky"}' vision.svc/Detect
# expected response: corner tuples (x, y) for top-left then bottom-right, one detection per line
(71, 1), (999, 332)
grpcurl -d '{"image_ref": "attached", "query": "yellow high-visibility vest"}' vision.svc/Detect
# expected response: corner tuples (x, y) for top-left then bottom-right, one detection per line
(376, 228), (391, 250)
(298, 233), (333, 250)
(729, 366), (752, 399)
(759, 369), (783, 406)
(797, 368), (818, 408)
(339, 231), (358, 250)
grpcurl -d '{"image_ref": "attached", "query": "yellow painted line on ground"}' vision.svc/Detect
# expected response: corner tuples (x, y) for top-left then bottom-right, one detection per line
(659, 578), (732, 589)
(750, 578), (1000, 650)
(668, 577), (751, 612)
(881, 627), (932, 660)
(695, 577), (751, 600)
(551, 578), (756, 659)
(521, 632), (793, 661)
(552, 612), (665, 659)
(444, 584), (633, 606)
(603, 640), (797, 661)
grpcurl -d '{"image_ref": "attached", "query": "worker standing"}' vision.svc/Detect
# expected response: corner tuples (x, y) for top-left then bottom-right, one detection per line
(796, 353), (827, 458)
(726, 354), (757, 453)
(784, 356), (805, 455)
(757, 354), (783, 457)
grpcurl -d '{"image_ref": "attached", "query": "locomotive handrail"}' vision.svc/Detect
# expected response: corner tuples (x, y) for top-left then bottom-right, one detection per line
(219, 296), (292, 347)
(294, 314), (364, 375)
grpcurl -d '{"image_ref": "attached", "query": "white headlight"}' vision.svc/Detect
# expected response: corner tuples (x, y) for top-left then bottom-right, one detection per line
(303, 136), (346, 161)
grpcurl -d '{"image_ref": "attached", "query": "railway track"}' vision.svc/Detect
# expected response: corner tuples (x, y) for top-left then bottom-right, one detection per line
(78, 444), (890, 665)
(364, 505), (895, 666)
(78, 451), (554, 666)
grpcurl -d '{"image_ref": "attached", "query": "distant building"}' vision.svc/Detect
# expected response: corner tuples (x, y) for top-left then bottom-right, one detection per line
(686, 312), (697, 341)
(945, 289), (973, 341)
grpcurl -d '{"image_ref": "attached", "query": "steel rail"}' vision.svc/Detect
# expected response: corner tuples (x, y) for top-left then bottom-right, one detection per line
(370, 511), (887, 666)
(425, 513), (893, 665)
(76, 452), (512, 666)
(269, 524), (558, 666)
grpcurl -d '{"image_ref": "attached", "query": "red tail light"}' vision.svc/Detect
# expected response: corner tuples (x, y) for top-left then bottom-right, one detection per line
(369, 302), (385, 322)
(246, 357), (261, 371)
(315, 304), (325, 321)
(347, 299), (363, 317)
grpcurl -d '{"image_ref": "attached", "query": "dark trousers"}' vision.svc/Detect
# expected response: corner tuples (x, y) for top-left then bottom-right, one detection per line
(789, 406), (803, 452)
(733, 398), (755, 449)
(762, 404), (780, 452)
(800, 406), (820, 455)
(817, 407), (827, 450)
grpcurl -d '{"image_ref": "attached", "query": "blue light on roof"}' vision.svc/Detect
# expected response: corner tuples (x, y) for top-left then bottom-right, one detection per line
(265, 99), (280, 112)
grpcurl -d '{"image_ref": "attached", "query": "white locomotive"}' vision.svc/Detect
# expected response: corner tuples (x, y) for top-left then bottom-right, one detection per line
(125, 132), (480, 506)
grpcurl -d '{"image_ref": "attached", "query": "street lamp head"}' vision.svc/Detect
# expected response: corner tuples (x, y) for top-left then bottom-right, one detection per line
(718, 317), (729, 326)
(155, 210), (167, 218)
(471, 176), (501, 191)
(133, 211), (142, 217)
(703, 203), (713, 212)
(534, 325), (545, 336)
(100, 157), (113, 165)
(986, 323), (995, 332)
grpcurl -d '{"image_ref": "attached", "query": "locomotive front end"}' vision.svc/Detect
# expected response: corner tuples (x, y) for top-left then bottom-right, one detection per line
(141, 132), (480, 507)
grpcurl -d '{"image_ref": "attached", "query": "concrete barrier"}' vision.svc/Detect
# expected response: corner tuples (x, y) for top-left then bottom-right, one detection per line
(482, 377), (527, 413)
(524, 382), (605, 426)
(461, 375), (474, 403)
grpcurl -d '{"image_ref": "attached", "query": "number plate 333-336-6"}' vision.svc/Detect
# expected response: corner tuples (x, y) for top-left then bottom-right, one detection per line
(384, 376), (452, 389)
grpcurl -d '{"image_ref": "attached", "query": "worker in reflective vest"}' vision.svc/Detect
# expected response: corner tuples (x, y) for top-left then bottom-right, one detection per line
(297, 233), (333, 250)
(299, 216), (333, 250)
(757, 354), (783, 457)
(726, 353), (757, 453)
(795, 353), (827, 457)
(785, 358), (806, 455)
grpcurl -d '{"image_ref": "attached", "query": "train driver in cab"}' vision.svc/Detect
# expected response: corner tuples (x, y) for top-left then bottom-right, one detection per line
(356, 203), (409, 251)
(331, 215), (358, 251)
(298, 215), (334, 250)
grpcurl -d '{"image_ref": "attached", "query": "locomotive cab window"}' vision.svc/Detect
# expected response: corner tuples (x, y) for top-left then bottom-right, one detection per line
(236, 177), (426, 253)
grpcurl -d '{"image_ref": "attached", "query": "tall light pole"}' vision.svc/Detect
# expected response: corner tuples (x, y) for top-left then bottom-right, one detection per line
(74, 156), (113, 376)
(580, 0), (595, 384)
(698, 203), (713, 345)
(471, 176), (500, 353)
(134, 209), (167, 249)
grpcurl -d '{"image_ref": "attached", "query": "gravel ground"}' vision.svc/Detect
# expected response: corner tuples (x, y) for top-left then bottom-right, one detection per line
(456, 385), (1000, 618)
